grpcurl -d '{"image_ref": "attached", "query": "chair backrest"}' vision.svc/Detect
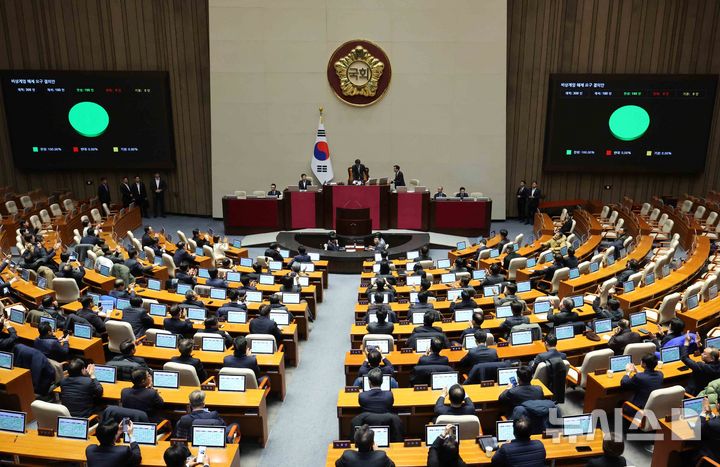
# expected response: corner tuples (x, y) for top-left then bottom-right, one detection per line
(549, 267), (570, 293)
(145, 328), (171, 345)
(126, 230), (135, 240)
(48, 358), (64, 385)
(597, 278), (618, 307)
(143, 246), (156, 262)
(501, 242), (515, 254)
(177, 230), (188, 243)
(39, 209), (51, 224)
(454, 271), (470, 281)
(219, 367), (259, 389)
(102, 203), (111, 217)
(362, 334), (395, 352)
(31, 400), (71, 430)
(607, 210), (619, 225)
(246, 334), (277, 353)
(511, 323), (542, 341)
(706, 211), (718, 227)
(105, 321), (136, 354)
(20, 195), (33, 209)
(162, 253), (176, 278)
(470, 192), (482, 198)
(90, 208), (103, 223)
(661, 219), (674, 234)
(537, 249), (553, 264)
(702, 275), (718, 302)
(639, 203), (651, 216)
(478, 249), (492, 260)
(577, 261), (590, 275)
(50, 203), (63, 217)
(252, 190), (266, 198)
(648, 208), (660, 221)
(514, 233), (524, 244)
(435, 415), (481, 439)
(234, 191), (247, 199)
(194, 285), (211, 298)
(680, 199), (693, 213)
(657, 213), (669, 228)
(418, 260), (434, 270)
(578, 349), (614, 388)
(533, 359), (570, 388)
(255, 256), (268, 267)
(642, 385), (685, 428)
(203, 244), (215, 261)
(163, 362), (200, 386)
(695, 205), (706, 219)
(4, 200), (17, 215)
(600, 205), (610, 219)
(29, 215), (42, 230)
(622, 342), (657, 364)
(681, 284), (701, 310)
(131, 237), (143, 253)
(63, 198), (75, 212)
(50, 278), (80, 305)
(507, 257), (527, 281)
(627, 272), (643, 287)
(614, 218), (625, 231)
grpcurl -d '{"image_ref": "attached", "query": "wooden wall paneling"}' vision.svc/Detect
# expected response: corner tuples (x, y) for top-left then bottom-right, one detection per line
(0, 0), (211, 216)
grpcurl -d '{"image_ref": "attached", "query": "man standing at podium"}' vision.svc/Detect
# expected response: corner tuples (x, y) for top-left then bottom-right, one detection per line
(392, 165), (405, 187)
(351, 159), (367, 185)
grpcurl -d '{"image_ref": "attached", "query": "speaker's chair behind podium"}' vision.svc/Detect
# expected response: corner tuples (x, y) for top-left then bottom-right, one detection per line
(336, 207), (371, 237)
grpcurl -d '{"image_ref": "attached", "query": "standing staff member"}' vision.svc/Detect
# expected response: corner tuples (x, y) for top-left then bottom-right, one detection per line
(392, 165), (405, 187)
(526, 181), (541, 225)
(516, 180), (529, 220)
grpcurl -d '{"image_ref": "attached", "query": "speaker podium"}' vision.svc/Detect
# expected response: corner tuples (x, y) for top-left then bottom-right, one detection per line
(335, 207), (371, 237)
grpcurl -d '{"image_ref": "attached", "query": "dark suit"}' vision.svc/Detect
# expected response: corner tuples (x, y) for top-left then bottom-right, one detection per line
(366, 318), (394, 335)
(503, 251), (521, 270)
(175, 270), (197, 286)
(393, 170), (405, 187)
(418, 353), (450, 366)
(407, 326), (449, 349)
(607, 329), (642, 355)
(434, 396), (475, 416)
(217, 302), (247, 320)
(564, 255), (579, 270)
(516, 185), (529, 219)
(357, 359), (395, 378)
(60, 375), (104, 418)
(174, 409), (228, 440)
(249, 315), (283, 345)
(264, 248), (283, 262)
(433, 192), (447, 200)
(120, 386), (164, 422)
(499, 316), (529, 337)
(359, 388), (394, 414)
(163, 317), (194, 336)
(351, 163), (367, 182)
(681, 347), (720, 395)
(526, 187), (541, 224)
(141, 233), (161, 255)
(76, 308), (106, 334)
(459, 345), (498, 369)
(530, 349), (566, 372)
(170, 354), (207, 381)
(131, 181), (148, 217)
(298, 179), (312, 190)
(97, 183), (112, 206)
(120, 182), (133, 208)
(491, 438), (546, 466)
(585, 455), (627, 467)
(86, 442), (141, 467)
(122, 307), (154, 337)
(482, 274), (506, 287)
(150, 177), (167, 217)
(620, 370), (663, 411)
(267, 189), (281, 198)
(499, 384), (544, 412)
(548, 310), (579, 326)
(34, 336), (70, 362)
(173, 249), (195, 267)
(223, 354), (261, 380)
(335, 449), (395, 467)
(699, 416), (720, 461)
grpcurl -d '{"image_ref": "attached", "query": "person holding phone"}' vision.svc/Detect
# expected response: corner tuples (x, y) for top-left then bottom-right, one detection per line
(86, 419), (141, 466)
(427, 424), (466, 467)
(498, 366), (544, 414)
(491, 417), (546, 466)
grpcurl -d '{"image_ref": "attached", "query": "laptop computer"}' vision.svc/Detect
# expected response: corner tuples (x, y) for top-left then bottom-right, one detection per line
(93, 365), (117, 384)
(152, 370), (180, 389)
(57, 417), (88, 440)
(191, 425), (226, 448)
(0, 409), (25, 433)
(155, 333), (178, 349)
(218, 374), (247, 392)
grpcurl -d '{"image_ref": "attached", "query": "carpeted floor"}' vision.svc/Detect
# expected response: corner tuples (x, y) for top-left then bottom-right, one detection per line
(131, 216), (650, 467)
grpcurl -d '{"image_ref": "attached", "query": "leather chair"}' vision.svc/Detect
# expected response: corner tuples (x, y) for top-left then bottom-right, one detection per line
(435, 415), (482, 439)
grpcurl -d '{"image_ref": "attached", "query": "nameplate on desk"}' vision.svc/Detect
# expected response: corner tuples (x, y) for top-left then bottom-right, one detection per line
(414, 384), (428, 391)
(594, 368), (607, 375)
(543, 428), (561, 439)
(442, 318), (452, 323)
(350, 349), (362, 355)
(344, 386), (360, 393)
(450, 345), (462, 351)
(483, 314), (494, 320)
(143, 340), (154, 346)
(480, 380), (494, 387)
(358, 300), (368, 305)
(497, 342), (509, 347)
(193, 345), (200, 350)
(398, 299), (408, 304)
(38, 428), (55, 437)
(401, 348), (413, 353)
(355, 321), (364, 326)
(200, 384), (216, 391)
(400, 320), (410, 326)
(169, 438), (189, 446)
(333, 440), (351, 449)
(404, 439), (422, 447)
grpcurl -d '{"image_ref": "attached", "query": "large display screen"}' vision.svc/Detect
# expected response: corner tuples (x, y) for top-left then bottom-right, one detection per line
(0, 71), (175, 170)
(544, 74), (717, 173)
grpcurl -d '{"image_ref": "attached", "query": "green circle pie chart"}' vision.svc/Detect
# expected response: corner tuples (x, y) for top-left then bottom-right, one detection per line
(68, 101), (109, 137)
(608, 105), (650, 141)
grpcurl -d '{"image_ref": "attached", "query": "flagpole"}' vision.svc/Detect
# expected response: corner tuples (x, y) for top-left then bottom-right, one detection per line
(319, 106), (323, 124)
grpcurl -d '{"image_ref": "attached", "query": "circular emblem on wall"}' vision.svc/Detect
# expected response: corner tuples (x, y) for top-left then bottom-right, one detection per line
(327, 40), (391, 107)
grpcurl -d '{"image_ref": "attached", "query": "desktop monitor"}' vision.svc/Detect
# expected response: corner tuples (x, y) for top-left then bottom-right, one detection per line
(8, 308), (25, 325)
(152, 370), (180, 389)
(240, 258), (253, 267)
(645, 272), (656, 286)
(250, 339), (275, 354)
(259, 274), (275, 285)
(406, 275), (421, 286)
(268, 261), (282, 271)
(498, 368), (518, 386)
(609, 355), (632, 373)
(57, 417), (89, 440)
(568, 268), (580, 280)
(516, 281), (531, 293)
(124, 422), (157, 445)
(589, 261), (600, 273)
(362, 375), (391, 391)
(483, 286), (499, 297)
(191, 425), (226, 448)
(571, 295), (584, 307)
(496, 420), (515, 442)
(526, 258), (537, 268)
(407, 251), (419, 260)
(73, 323), (93, 339)
(176, 284), (192, 295)
(436, 259), (451, 269)
(99, 265), (111, 276)
(441, 273), (456, 284)
(454, 309), (473, 322)
(687, 294), (699, 310)
(623, 280), (635, 293)
(226, 272), (241, 282)
(210, 288), (227, 300)
(431, 372), (458, 390)
(629, 311), (647, 327)
(155, 333), (178, 349)
(456, 241), (466, 250)
(0, 352), (12, 370)
(186, 308), (206, 321)
(426, 424), (459, 446)
(510, 330), (532, 346)
(116, 298), (131, 310)
(198, 269), (210, 279)
(0, 409), (25, 433)
(93, 365), (117, 384)
(282, 293), (301, 304)
(365, 339), (390, 354)
(218, 374), (246, 392)
(683, 397), (704, 419)
(415, 338), (432, 353)
(555, 325), (575, 340)
(472, 270), (486, 280)
(227, 311), (247, 324)
(661, 346), (681, 364)
(149, 303), (167, 317)
(201, 337), (225, 352)
(246, 291), (262, 302)
(562, 414), (593, 437)
(593, 318), (612, 334)
(496, 305), (513, 319)
(147, 278), (161, 291)
(463, 334), (477, 349)
(533, 300), (551, 314)
(269, 311), (291, 326)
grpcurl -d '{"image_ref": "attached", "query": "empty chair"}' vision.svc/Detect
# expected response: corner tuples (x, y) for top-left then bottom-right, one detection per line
(29, 215), (44, 233)
(695, 205), (707, 220)
(679, 199), (693, 213)
(577, 261), (590, 275)
(701, 275), (718, 302)
(478, 249), (492, 260)
(131, 237), (143, 253)
(639, 203), (651, 217)
(627, 272), (643, 287)
(255, 256), (269, 268)
(234, 191), (247, 199)
(19, 195), (33, 209)
(39, 209), (52, 225)
(435, 415), (481, 439)
(603, 218), (624, 239)
(643, 292), (681, 324)
(651, 219), (674, 241)
(252, 190), (266, 198)
(50, 203), (63, 217)
(51, 278), (81, 304)
(470, 192), (483, 198)
(203, 244), (216, 262)
(623, 343), (658, 364)
(648, 208), (660, 223)
(143, 246), (156, 262)
(90, 208), (103, 223)
(102, 203), (112, 217)
(538, 267), (569, 294)
(705, 223), (720, 241)
(246, 334), (278, 353)
(163, 362), (200, 386)
(126, 230), (135, 240)
(187, 239), (198, 251)
(31, 400), (72, 430)
(677, 283), (702, 312)
(62, 198), (75, 212)
(162, 253), (176, 278)
(417, 260), (434, 270)
(601, 210), (618, 229)
(622, 385), (685, 431)
(105, 321), (137, 354)
(362, 334), (395, 353)
(567, 348), (614, 388)
(514, 233), (524, 245)
(599, 205), (610, 220)
(507, 257), (527, 281)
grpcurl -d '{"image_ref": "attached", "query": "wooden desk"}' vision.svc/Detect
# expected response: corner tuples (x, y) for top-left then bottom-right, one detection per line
(336, 381), (552, 438)
(583, 359), (694, 412)
(0, 272), (54, 306)
(447, 235), (501, 263)
(82, 269), (116, 293)
(651, 417), (700, 467)
(0, 368), (34, 416)
(0, 430), (240, 466)
(13, 321), (106, 364)
(344, 343), (546, 387)
(325, 430), (604, 466)
(680, 292), (720, 333)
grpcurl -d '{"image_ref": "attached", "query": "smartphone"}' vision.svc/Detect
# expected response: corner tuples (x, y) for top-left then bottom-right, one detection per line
(121, 417), (129, 433)
(509, 376), (518, 387)
(576, 445), (592, 452)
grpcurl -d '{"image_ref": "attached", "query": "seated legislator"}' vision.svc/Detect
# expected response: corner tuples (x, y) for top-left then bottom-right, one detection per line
(191, 229), (209, 248)
(585, 432), (628, 467)
(223, 336), (262, 381)
(172, 241), (197, 267)
(85, 419), (141, 467)
(367, 308), (394, 335)
(494, 283), (525, 308)
(564, 247), (579, 269)
(75, 295), (107, 335)
(697, 397), (720, 462)
(354, 348), (398, 388)
(427, 424), (466, 467)
(141, 226), (162, 255)
(34, 321), (70, 362)
(174, 390), (237, 442)
(181, 290), (205, 308)
(620, 353), (663, 415)
(409, 290), (435, 312)
(206, 268), (228, 289)
(542, 231), (568, 254)
(450, 290), (478, 313)
(607, 319), (642, 355)
(407, 311), (450, 350)
(499, 301), (529, 338)
(107, 341), (149, 381)
(164, 305), (195, 337)
(327, 232), (340, 251)
(267, 183), (281, 198)
(593, 297), (625, 325)
(529, 333), (566, 372)
(418, 337), (450, 366)
(434, 384), (476, 416)
(616, 259), (641, 284)
(459, 311), (484, 340)
(121, 368), (165, 422)
(392, 164), (405, 187)
(122, 296), (154, 337)
(109, 279), (132, 299)
(359, 368), (394, 414)
(491, 416), (547, 466)
(202, 317), (233, 349)
(264, 243), (284, 262)
(335, 424), (396, 467)
(455, 187), (469, 198)
(459, 330), (498, 369)
(433, 186), (448, 200)
(298, 173), (312, 190)
(289, 246), (312, 266)
(497, 229), (510, 252)
(60, 358), (104, 418)
(171, 338), (208, 382)
(175, 262), (198, 287)
(217, 289), (248, 319)
(249, 304), (284, 345)
(481, 263), (506, 287)
(498, 365), (544, 413)
(680, 333), (720, 396)
(547, 297), (580, 327)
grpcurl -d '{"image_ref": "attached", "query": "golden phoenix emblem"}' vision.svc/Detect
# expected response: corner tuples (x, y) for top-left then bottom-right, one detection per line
(334, 45), (385, 97)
